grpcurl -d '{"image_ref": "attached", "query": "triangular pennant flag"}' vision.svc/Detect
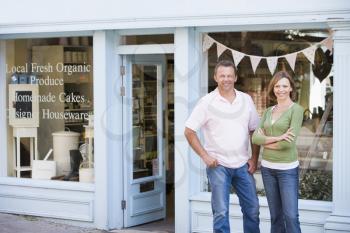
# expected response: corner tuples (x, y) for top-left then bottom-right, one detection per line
(216, 43), (227, 58)
(266, 57), (278, 75)
(202, 34), (215, 52)
(285, 52), (298, 71)
(250, 56), (262, 73)
(321, 37), (333, 55)
(302, 46), (317, 65)
(321, 45), (328, 53)
(232, 50), (245, 67)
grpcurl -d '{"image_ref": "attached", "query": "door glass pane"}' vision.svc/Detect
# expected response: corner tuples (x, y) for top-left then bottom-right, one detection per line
(132, 64), (159, 179)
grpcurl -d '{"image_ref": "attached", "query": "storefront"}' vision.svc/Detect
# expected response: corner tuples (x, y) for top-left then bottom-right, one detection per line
(0, 1), (349, 232)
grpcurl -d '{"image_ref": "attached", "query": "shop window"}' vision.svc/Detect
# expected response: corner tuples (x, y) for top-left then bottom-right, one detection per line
(203, 30), (333, 201)
(4, 36), (94, 183)
(121, 34), (174, 45)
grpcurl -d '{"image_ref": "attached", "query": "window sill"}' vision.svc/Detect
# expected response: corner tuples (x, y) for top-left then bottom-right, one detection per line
(0, 176), (94, 192)
(190, 192), (332, 212)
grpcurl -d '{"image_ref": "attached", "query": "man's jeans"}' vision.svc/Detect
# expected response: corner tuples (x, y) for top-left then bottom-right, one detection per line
(261, 166), (301, 233)
(207, 164), (260, 233)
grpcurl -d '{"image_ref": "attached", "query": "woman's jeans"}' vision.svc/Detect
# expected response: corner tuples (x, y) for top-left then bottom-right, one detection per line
(261, 166), (301, 233)
(207, 164), (260, 233)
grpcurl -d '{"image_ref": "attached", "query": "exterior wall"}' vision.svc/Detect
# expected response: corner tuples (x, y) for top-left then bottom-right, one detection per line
(0, 178), (94, 222)
(0, 0), (348, 24)
(174, 27), (203, 233)
(0, 0), (349, 34)
(0, 41), (7, 177)
(106, 31), (124, 230)
(324, 22), (350, 233)
(190, 194), (332, 233)
(93, 30), (113, 230)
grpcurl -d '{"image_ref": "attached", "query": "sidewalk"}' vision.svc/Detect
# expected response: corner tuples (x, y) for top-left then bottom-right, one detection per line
(0, 213), (169, 233)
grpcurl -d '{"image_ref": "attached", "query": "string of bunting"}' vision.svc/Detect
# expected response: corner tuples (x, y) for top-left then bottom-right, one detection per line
(202, 34), (333, 75)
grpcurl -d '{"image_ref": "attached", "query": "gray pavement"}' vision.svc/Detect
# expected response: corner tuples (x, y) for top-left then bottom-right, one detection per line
(0, 213), (169, 233)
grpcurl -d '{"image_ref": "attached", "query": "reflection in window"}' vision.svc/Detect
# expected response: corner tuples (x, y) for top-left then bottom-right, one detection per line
(204, 30), (333, 201)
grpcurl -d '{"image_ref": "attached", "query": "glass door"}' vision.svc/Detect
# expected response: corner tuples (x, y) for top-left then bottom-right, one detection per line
(123, 55), (166, 227)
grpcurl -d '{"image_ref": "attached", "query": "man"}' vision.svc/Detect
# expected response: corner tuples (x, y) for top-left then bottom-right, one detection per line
(184, 60), (261, 233)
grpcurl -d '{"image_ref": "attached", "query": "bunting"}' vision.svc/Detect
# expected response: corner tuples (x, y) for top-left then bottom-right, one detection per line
(321, 37), (333, 55)
(250, 56), (262, 73)
(302, 45), (317, 65)
(216, 42), (227, 58)
(232, 50), (245, 67)
(285, 52), (298, 71)
(202, 34), (215, 52)
(203, 34), (333, 73)
(266, 57), (278, 75)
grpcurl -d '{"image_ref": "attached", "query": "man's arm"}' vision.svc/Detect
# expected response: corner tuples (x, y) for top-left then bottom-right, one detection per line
(248, 131), (260, 174)
(184, 127), (218, 167)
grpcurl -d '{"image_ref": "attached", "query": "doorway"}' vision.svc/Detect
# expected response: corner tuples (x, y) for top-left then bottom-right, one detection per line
(122, 54), (174, 231)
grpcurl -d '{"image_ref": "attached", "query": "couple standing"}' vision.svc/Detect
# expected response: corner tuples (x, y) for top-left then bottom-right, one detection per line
(184, 60), (304, 233)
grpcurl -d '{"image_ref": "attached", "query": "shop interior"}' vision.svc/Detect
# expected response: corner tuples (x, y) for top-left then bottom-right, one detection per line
(6, 36), (94, 182)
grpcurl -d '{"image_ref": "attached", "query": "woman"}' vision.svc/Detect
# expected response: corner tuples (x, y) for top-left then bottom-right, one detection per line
(252, 71), (304, 233)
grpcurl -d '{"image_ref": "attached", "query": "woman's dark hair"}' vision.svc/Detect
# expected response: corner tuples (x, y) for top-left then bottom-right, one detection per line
(214, 60), (237, 76)
(267, 71), (297, 102)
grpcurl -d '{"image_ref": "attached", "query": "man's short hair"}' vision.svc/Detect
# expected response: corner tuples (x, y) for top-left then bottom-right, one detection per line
(214, 60), (237, 76)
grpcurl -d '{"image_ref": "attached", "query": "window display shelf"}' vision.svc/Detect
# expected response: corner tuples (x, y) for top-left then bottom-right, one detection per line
(144, 114), (157, 118)
(65, 122), (88, 126)
(64, 108), (93, 112)
(64, 75), (91, 84)
(14, 166), (32, 172)
(144, 133), (157, 137)
(63, 46), (91, 64)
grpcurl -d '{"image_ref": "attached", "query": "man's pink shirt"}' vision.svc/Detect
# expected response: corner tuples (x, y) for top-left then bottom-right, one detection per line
(185, 88), (260, 168)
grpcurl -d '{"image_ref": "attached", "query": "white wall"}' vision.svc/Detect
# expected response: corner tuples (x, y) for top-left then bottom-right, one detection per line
(0, 0), (349, 34)
(1, 0), (349, 23)
(191, 193), (332, 233)
(0, 178), (94, 222)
